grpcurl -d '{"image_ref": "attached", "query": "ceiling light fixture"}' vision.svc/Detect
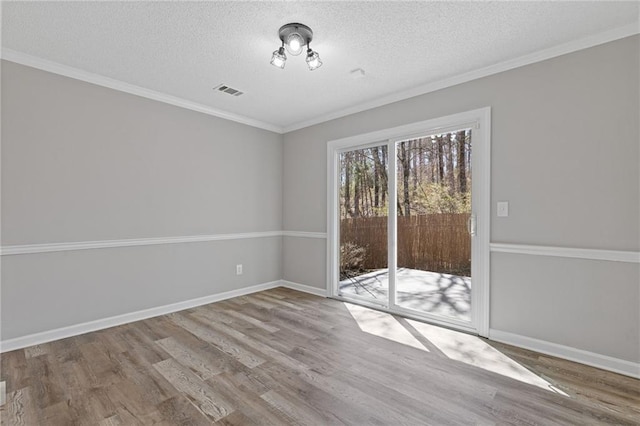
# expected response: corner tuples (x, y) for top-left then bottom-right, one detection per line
(271, 23), (322, 71)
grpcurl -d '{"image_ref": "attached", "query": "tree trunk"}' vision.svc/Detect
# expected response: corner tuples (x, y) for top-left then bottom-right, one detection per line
(437, 136), (445, 183)
(373, 147), (380, 208)
(344, 152), (351, 217)
(373, 147), (388, 208)
(446, 133), (455, 194)
(411, 140), (418, 191)
(381, 148), (387, 207)
(457, 130), (467, 194)
(353, 152), (360, 217)
(399, 141), (411, 216)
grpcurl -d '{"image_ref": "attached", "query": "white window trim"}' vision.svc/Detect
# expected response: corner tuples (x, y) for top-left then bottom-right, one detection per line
(327, 107), (491, 337)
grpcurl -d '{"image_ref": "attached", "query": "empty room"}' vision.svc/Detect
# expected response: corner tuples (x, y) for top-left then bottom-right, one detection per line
(1, 1), (639, 424)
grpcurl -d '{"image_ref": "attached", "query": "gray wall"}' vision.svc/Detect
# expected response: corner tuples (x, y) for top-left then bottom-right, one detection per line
(282, 36), (639, 363)
(1, 60), (283, 340)
(2, 36), (639, 365)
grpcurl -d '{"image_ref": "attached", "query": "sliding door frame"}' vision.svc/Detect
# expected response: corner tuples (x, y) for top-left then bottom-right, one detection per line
(327, 107), (491, 337)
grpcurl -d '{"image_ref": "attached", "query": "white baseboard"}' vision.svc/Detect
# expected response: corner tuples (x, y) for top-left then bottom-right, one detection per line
(489, 329), (640, 379)
(280, 280), (327, 297)
(6, 281), (634, 382)
(0, 280), (281, 353)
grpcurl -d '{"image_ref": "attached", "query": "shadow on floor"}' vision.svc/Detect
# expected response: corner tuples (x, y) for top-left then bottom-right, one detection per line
(339, 267), (471, 322)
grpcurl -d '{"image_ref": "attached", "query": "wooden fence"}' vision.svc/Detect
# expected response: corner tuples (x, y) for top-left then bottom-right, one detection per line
(340, 214), (471, 276)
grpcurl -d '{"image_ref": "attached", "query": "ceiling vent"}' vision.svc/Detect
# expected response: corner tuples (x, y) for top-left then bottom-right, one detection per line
(213, 84), (244, 97)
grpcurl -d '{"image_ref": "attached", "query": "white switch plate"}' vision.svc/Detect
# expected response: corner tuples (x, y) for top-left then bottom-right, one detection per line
(236, 264), (243, 275)
(497, 201), (509, 217)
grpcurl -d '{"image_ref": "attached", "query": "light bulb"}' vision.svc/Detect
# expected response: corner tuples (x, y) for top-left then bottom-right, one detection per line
(285, 33), (305, 56)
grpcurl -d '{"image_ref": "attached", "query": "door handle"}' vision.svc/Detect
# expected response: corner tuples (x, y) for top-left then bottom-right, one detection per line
(467, 214), (477, 236)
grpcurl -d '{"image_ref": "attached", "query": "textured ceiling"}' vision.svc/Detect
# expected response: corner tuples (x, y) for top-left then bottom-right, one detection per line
(2, 1), (639, 131)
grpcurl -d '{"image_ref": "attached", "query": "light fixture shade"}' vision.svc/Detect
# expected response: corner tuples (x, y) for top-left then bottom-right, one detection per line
(270, 47), (286, 69)
(306, 50), (323, 71)
(273, 23), (321, 71)
(285, 32), (305, 56)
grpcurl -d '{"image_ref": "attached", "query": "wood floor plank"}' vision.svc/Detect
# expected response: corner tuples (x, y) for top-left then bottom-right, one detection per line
(48, 336), (84, 364)
(242, 294), (279, 310)
(250, 292), (306, 311)
(98, 413), (126, 426)
(169, 313), (266, 368)
(260, 389), (340, 426)
(104, 378), (164, 421)
(155, 336), (223, 380)
(155, 395), (213, 426)
(23, 344), (49, 359)
(4, 387), (39, 426)
(115, 349), (178, 406)
(1, 287), (638, 424)
(205, 371), (298, 425)
(153, 358), (234, 422)
(25, 353), (69, 411)
(257, 361), (417, 425)
(117, 325), (171, 365)
(219, 308), (280, 333)
(77, 340), (125, 388)
(0, 349), (30, 391)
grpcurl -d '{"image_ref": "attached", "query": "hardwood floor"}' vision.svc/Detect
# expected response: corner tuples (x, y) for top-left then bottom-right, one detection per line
(1, 287), (638, 425)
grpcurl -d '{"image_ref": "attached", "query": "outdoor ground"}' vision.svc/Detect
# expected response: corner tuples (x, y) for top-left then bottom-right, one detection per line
(339, 267), (471, 322)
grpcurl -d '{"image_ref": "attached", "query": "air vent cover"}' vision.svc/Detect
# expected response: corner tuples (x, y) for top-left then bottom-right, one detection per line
(213, 84), (244, 97)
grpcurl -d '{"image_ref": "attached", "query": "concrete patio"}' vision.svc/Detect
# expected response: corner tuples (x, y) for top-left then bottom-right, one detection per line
(339, 267), (471, 322)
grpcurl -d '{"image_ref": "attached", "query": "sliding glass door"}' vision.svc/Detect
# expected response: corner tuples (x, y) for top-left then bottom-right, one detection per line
(337, 144), (389, 306)
(328, 109), (490, 335)
(393, 132), (472, 324)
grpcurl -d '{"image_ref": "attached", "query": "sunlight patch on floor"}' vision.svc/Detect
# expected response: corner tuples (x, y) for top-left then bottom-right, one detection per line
(344, 302), (567, 395)
(345, 303), (429, 352)
(404, 319), (568, 395)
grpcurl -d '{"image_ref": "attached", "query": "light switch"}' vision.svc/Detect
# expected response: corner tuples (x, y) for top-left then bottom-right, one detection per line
(497, 201), (509, 217)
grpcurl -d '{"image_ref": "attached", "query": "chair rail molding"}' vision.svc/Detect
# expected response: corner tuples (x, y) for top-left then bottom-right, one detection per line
(1, 231), (284, 256)
(490, 243), (640, 263)
(281, 231), (327, 239)
(1, 230), (329, 256)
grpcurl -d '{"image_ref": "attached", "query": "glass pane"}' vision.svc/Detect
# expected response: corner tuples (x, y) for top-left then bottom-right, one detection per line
(338, 145), (389, 306)
(395, 130), (472, 322)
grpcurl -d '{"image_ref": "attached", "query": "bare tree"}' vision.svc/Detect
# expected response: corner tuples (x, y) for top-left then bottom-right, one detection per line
(457, 130), (467, 194)
(398, 141), (411, 216)
(344, 151), (352, 217)
(446, 134), (455, 194)
(437, 135), (445, 183)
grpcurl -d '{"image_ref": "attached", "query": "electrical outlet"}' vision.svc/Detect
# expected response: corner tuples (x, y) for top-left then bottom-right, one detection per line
(236, 264), (243, 275)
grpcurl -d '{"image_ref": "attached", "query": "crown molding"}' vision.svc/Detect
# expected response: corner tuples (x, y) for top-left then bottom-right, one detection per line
(2, 23), (637, 135)
(0, 48), (284, 134)
(282, 23), (640, 133)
